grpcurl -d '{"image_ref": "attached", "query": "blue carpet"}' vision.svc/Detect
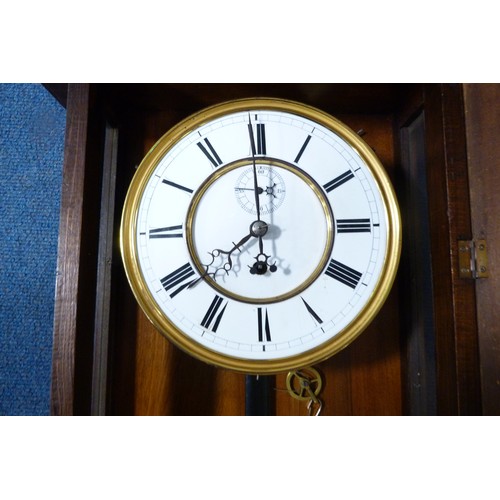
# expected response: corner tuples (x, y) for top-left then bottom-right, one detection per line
(0, 83), (66, 415)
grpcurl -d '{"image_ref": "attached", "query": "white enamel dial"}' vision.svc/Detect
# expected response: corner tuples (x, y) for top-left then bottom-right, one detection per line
(121, 99), (401, 374)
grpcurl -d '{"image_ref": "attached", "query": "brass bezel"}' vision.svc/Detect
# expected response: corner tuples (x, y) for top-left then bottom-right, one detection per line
(120, 98), (402, 375)
(185, 157), (334, 304)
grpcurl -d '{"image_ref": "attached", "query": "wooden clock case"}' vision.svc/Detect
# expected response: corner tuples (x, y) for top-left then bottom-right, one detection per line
(47, 83), (489, 416)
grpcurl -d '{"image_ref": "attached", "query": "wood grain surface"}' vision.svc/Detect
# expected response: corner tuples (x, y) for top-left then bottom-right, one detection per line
(50, 84), (90, 415)
(463, 84), (500, 415)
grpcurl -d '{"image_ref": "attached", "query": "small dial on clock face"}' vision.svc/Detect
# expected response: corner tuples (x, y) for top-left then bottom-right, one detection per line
(122, 100), (400, 373)
(234, 164), (286, 216)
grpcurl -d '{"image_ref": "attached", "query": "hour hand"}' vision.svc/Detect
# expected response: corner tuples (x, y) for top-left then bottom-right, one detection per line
(247, 220), (277, 275)
(188, 231), (254, 288)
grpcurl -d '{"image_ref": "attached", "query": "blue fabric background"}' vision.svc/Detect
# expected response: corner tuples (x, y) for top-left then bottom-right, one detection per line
(0, 84), (66, 415)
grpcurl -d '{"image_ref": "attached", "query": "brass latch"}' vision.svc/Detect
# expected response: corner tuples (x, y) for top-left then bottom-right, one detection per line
(458, 239), (488, 279)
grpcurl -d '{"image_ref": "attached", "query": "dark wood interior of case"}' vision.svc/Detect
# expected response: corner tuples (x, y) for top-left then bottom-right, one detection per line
(51, 83), (481, 415)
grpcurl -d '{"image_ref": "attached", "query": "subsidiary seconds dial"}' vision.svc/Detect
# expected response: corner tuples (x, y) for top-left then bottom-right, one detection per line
(234, 164), (286, 216)
(120, 98), (401, 374)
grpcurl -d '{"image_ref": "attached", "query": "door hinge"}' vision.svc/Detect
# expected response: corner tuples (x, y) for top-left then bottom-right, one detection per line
(458, 239), (488, 279)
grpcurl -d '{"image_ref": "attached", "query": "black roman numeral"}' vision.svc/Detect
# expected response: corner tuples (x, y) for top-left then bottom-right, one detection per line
(201, 295), (227, 333)
(257, 307), (272, 342)
(294, 135), (312, 163)
(301, 298), (323, 325)
(197, 138), (222, 168)
(149, 224), (183, 239)
(256, 124), (266, 155)
(162, 179), (193, 194)
(323, 170), (354, 193)
(336, 219), (371, 233)
(160, 262), (196, 298)
(325, 259), (362, 289)
(248, 122), (266, 156)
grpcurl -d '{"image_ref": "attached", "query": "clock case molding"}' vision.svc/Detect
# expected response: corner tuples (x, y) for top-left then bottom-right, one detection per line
(47, 83), (487, 416)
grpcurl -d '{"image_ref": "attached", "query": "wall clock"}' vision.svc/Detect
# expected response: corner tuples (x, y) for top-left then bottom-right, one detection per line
(120, 98), (401, 374)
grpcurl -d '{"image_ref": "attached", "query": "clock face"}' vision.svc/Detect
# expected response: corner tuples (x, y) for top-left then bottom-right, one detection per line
(121, 98), (401, 374)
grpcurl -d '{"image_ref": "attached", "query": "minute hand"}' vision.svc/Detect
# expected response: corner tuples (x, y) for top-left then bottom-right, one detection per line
(247, 118), (262, 222)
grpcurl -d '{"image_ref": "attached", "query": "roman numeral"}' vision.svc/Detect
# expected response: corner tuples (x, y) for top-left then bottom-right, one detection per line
(325, 259), (362, 289)
(301, 297), (323, 325)
(201, 295), (227, 333)
(323, 170), (354, 193)
(336, 218), (371, 233)
(149, 224), (183, 239)
(197, 138), (222, 168)
(257, 307), (272, 342)
(294, 134), (312, 163)
(160, 262), (196, 298)
(162, 179), (193, 194)
(248, 123), (266, 155)
(256, 124), (266, 155)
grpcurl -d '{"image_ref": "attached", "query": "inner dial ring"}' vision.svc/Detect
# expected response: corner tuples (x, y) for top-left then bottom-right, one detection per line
(185, 158), (334, 305)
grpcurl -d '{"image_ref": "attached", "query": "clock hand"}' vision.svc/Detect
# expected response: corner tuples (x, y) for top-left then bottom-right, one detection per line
(235, 187), (264, 194)
(189, 218), (278, 287)
(247, 115), (274, 275)
(208, 219), (271, 275)
(249, 253), (277, 275)
(215, 232), (253, 266)
(247, 115), (262, 222)
(188, 231), (254, 288)
(247, 220), (277, 275)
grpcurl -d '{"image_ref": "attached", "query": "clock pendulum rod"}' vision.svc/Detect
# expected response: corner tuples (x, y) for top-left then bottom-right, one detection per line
(245, 375), (272, 416)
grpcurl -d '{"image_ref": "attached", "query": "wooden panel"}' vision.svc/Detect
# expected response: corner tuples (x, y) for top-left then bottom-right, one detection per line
(50, 84), (109, 415)
(51, 84), (90, 415)
(91, 125), (119, 415)
(463, 84), (500, 415)
(398, 110), (437, 415)
(132, 310), (246, 416)
(423, 84), (481, 415)
(101, 83), (409, 115)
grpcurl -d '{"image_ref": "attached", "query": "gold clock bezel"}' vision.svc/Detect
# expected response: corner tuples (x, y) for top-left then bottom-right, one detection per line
(120, 98), (402, 375)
